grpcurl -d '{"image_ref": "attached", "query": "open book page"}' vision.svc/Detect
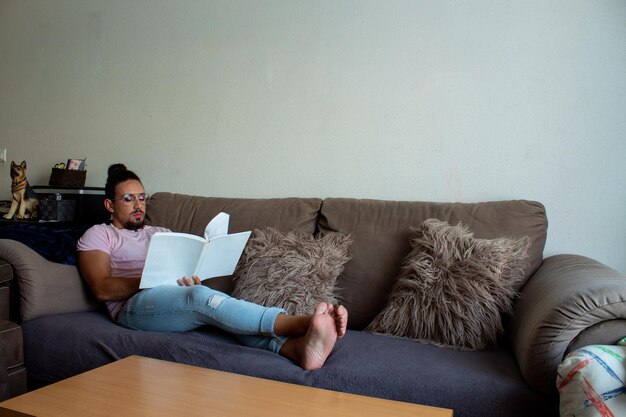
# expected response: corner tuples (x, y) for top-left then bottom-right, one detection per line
(140, 212), (251, 289)
(205, 212), (229, 240)
(194, 231), (252, 278)
(140, 233), (207, 288)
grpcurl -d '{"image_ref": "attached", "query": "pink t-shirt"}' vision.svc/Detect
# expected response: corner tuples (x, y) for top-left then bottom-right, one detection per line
(77, 223), (171, 319)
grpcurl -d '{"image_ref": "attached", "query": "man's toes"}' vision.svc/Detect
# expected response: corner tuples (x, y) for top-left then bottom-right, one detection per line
(313, 302), (328, 315)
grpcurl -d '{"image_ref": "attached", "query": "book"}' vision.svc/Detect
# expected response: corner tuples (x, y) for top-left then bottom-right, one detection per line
(139, 212), (251, 289)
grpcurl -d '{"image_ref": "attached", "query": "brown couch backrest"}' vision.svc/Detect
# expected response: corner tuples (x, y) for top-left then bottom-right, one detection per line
(145, 193), (323, 293)
(319, 198), (548, 329)
(146, 193), (322, 235)
(146, 194), (547, 331)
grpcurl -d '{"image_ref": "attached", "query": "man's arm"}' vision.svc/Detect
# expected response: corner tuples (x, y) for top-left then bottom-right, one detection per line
(78, 250), (140, 302)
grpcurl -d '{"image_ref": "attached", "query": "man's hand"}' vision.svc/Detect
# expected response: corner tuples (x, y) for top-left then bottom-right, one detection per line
(177, 274), (202, 287)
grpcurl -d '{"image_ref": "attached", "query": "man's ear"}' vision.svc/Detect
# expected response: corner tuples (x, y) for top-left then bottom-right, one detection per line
(104, 199), (114, 213)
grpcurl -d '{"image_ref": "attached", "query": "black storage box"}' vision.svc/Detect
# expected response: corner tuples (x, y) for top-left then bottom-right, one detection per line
(32, 186), (108, 225)
(39, 198), (75, 222)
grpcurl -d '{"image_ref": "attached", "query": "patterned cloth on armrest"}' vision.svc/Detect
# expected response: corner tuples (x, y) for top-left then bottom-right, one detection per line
(557, 344), (626, 417)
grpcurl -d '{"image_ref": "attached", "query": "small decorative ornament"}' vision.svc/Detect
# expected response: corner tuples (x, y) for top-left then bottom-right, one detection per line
(3, 160), (39, 220)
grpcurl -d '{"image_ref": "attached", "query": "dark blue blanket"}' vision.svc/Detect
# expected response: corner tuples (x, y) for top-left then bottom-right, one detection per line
(0, 223), (91, 265)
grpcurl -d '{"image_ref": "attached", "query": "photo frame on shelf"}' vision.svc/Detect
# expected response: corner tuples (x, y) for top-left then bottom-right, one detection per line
(67, 158), (86, 171)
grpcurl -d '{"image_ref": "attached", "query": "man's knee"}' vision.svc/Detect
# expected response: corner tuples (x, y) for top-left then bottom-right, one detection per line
(187, 285), (228, 310)
(207, 293), (228, 309)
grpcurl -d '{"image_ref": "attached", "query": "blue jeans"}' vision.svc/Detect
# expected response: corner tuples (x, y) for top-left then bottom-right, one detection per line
(117, 285), (288, 353)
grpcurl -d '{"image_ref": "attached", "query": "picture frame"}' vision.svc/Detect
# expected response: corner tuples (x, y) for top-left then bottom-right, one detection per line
(67, 158), (86, 171)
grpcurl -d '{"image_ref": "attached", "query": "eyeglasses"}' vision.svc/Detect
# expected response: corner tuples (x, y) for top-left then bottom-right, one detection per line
(110, 193), (150, 205)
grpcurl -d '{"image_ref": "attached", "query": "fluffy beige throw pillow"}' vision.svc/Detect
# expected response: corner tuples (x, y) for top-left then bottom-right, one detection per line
(367, 218), (529, 350)
(232, 228), (351, 315)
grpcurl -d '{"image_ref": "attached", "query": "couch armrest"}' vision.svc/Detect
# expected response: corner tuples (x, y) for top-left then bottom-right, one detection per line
(0, 239), (98, 322)
(509, 254), (626, 395)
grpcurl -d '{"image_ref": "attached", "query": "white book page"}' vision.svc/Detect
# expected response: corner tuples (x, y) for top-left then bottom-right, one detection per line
(204, 212), (229, 240)
(194, 231), (252, 279)
(140, 233), (207, 288)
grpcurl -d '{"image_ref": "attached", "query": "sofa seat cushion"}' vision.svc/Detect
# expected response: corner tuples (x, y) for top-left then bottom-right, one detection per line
(319, 198), (547, 329)
(23, 311), (556, 417)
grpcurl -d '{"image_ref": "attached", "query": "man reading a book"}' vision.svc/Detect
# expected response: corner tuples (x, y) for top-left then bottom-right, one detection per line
(77, 164), (348, 370)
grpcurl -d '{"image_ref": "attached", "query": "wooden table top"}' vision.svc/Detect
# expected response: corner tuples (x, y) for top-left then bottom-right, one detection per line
(0, 356), (452, 417)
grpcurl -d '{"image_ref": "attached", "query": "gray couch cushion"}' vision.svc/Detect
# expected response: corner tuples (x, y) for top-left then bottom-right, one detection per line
(23, 311), (556, 417)
(319, 199), (547, 330)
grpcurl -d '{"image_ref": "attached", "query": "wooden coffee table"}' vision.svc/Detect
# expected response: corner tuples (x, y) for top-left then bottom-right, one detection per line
(0, 356), (452, 417)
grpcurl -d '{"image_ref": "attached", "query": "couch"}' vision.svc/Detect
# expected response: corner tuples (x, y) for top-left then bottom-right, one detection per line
(0, 258), (26, 401)
(1, 193), (625, 417)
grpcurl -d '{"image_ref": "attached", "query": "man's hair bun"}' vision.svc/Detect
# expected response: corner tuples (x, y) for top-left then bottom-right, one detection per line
(107, 163), (128, 177)
(105, 163), (141, 199)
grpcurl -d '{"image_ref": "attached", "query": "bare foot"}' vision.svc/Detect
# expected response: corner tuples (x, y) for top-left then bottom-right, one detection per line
(280, 302), (338, 370)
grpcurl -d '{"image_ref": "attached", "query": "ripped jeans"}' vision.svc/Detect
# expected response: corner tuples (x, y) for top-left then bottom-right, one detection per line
(116, 285), (288, 353)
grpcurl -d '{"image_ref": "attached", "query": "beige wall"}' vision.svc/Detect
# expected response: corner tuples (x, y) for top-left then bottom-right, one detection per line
(1, 0), (624, 273)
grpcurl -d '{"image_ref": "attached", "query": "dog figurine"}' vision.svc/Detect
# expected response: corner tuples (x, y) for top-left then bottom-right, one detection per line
(3, 160), (39, 220)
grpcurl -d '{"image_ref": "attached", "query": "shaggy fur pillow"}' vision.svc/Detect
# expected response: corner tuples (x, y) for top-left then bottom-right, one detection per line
(367, 219), (530, 350)
(232, 228), (352, 315)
